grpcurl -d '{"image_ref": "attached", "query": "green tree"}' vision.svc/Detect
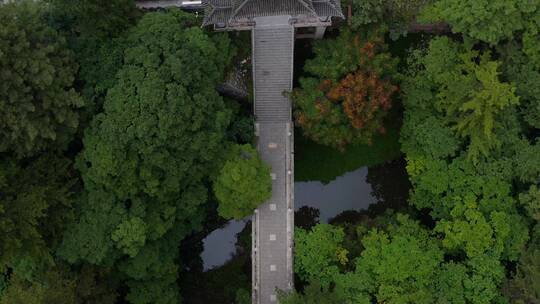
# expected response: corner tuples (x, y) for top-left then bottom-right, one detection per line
(59, 9), (234, 304)
(49, 0), (140, 104)
(421, 0), (540, 44)
(503, 243), (540, 303)
(49, 0), (138, 39)
(0, 154), (76, 270)
(402, 37), (519, 163)
(335, 214), (444, 304)
(436, 259), (507, 304)
(499, 44), (540, 129)
(0, 0), (84, 157)
(234, 288), (251, 304)
(0, 264), (119, 304)
(0, 269), (76, 304)
(398, 35), (536, 304)
(406, 156), (530, 261)
(214, 144), (271, 220)
(519, 185), (540, 221)
(294, 224), (348, 288)
(449, 53), (519, 162)
(278, 283), (345, 304)
(523, 19), (540, 69)
(514, 140), (540, 183)
(351, 0), (435, 38)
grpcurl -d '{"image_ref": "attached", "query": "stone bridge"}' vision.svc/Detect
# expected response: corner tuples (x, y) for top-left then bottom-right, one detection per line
(136, 2), (343, 302)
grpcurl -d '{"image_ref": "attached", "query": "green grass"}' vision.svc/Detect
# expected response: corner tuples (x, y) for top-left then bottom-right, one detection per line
(294, 119), (402, 183)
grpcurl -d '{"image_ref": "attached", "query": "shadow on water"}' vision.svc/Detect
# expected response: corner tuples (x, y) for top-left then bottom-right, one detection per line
(180, 158), (411, 303)
(295, 167), (376, 222)
(201, 219), (249, 271)
(193, 158), (411, 270)
(295, 158), (411, 228)
(177, 27), (430, 304)
(180, 219), (252, 304)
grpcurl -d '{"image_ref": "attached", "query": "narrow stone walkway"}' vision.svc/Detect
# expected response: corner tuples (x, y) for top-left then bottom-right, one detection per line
(251, 16), (294, 304)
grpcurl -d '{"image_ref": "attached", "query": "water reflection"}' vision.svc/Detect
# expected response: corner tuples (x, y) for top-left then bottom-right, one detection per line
(200, 160), (410, 271)
(201, 167), (376, 271)
(201, 219), (248, 271)
(295, 167), (376, 223)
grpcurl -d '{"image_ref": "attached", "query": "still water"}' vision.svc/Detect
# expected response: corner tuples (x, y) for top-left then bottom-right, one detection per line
(201, 219), (248, 270)
(201, 167), (381, 270)
(295, 167), (376, 223)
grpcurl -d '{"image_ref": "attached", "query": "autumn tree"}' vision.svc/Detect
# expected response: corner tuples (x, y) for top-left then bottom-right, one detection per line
(293, 30), (398, 149)
(0, 0), (84, 157)
(58, 10), (234, 304)
(214, 144), (272, 220)
(326, 71), (396, 135)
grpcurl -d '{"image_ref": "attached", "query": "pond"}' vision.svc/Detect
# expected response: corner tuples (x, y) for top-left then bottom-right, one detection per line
(199, 158), (410, 270)
(201, 219), (248, 271)
(181, 159), (410, 303)
(295, 167), (376, 223)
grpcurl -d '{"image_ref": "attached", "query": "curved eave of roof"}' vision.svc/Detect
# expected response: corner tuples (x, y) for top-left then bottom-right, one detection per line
(202, 0), (233, 26)
(232, 0), (317, 20)
(202, 0), (344, 27)
(312, 0), (344, 19)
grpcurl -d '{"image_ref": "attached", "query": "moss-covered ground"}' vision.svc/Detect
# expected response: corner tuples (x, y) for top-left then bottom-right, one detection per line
(294, 120), (401, 183)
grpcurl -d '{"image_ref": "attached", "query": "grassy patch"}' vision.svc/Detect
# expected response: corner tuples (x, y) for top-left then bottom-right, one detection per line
(294, 118), (402, 183)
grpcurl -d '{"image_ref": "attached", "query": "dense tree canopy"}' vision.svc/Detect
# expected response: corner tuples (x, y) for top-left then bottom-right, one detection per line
(2, 0), (540, 303)
(294, 224), (348, 288)
(48, 0), (140, 120)
(293, 30), (398, 149)
(402, 37), (520, 163)
(421, 0), (540, 45)
(0, 155), (76, 272)
(499, 44), (540, 130)
(351, 0), (435, 38)
(335, 215), (444, 304)
(0, 0), (84, 157)
(214, 144), (271, 220)
(278, 283), (346, 304)
(503, 242), (540, 303)
(286, 2), (539, 301)
(49, 0), (138, 39)
(397, 26), (537, 304)
(58, 9), (234, 303)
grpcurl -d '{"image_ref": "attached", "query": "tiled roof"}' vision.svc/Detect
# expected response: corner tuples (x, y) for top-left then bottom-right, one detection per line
(202, 0), (343, 27)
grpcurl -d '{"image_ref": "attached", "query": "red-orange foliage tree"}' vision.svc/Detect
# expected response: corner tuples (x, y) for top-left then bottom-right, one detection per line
(327, 71), (397, 134)
(293, 30), (398, 149)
